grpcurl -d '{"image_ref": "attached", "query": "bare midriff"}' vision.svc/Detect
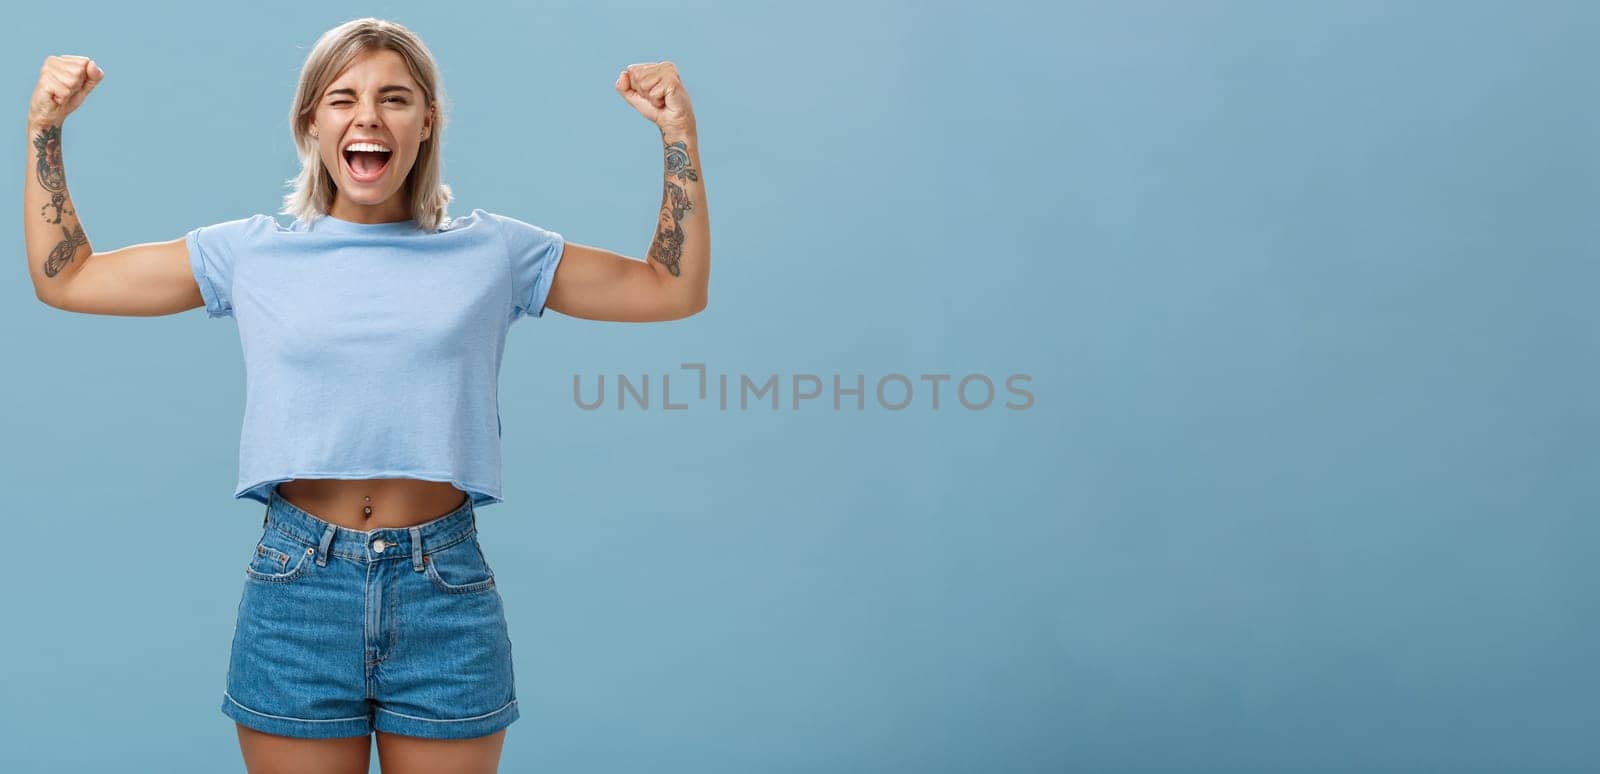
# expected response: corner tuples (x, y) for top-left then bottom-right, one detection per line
(274, 478), (470, 530)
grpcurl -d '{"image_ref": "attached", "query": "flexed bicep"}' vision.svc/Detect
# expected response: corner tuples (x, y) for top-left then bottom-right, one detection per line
(543, 241), (697, 323)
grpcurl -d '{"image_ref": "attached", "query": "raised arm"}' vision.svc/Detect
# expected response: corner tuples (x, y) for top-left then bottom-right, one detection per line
(25, 55), (204, 316)
(543, 62), (709, 322)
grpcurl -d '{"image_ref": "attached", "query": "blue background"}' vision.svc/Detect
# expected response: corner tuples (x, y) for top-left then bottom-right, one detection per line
(3, 0), (1595, 771)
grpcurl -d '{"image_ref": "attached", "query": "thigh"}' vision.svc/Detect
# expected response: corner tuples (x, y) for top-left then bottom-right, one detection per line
(370, 534), (519, 738)
(236, 724), (371, 774)
(375, 728), (507, 774)
(221, 527), (371, 738)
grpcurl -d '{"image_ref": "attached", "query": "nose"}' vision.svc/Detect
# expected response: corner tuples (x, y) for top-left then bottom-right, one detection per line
(354, 96), (382, 128)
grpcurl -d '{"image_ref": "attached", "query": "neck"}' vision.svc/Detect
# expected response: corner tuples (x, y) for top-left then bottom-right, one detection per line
(328, 195), (411, 224)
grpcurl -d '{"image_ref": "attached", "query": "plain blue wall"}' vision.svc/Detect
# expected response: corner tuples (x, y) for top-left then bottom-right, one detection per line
(2, 1), (1594, 771)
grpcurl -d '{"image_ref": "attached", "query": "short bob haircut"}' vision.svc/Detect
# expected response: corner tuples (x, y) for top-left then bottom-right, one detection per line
(282, 18), (452, 230)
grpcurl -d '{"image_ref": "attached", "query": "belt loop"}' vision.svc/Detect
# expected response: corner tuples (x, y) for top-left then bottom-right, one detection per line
(410, 527), (425, 572)
(316, 523), (337, 567)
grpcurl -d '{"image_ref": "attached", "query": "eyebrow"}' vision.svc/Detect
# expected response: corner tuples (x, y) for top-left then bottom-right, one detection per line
(324, 85), (415, 98)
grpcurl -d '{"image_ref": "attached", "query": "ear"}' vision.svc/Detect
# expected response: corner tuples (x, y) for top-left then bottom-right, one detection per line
(421, 104), (434, 141)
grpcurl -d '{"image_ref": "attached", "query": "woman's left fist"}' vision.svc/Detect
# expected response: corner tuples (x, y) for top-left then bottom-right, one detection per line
(616, 61), (695, 135)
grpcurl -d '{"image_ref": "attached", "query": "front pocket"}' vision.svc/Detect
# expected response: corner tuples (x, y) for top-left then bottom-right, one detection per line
(423, 537), (496, 594)
(244, 527), (316, 584)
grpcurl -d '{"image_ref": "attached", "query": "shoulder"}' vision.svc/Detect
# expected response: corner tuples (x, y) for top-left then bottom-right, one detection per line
(427, 209), (562, 258)
(248, 213), (290, 234)
(439, 208), (496, 233)
(231, 214), (288, 249)
(189, 213), (287, 246)
(215, 213), (286, 229)
(442, 209), (561, 248)
(477, 210), (563, 247)
(457, 209), (558, 235)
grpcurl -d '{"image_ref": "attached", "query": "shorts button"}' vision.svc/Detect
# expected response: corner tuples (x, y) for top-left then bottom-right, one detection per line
(372, 539), (387, 553)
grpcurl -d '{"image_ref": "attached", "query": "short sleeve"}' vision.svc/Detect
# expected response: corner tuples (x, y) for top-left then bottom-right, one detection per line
(185, 215), (268, 319)
(490, 212), (566, 322)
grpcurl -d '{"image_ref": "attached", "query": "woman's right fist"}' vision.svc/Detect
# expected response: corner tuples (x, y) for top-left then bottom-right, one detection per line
(28, 55), (104, 129)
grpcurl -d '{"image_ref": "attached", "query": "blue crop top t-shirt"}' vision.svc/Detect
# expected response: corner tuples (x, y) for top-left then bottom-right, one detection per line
(184, 208), (565, 508)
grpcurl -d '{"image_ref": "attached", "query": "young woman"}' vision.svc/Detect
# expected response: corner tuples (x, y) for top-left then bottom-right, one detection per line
(23, 17), (708, 773)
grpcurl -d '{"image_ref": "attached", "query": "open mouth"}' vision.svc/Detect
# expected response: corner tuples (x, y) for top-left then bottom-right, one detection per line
(342, 145), (393, 183)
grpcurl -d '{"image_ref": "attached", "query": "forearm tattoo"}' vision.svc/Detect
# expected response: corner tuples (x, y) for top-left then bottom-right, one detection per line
(44, 224), (87, 278)
(649, 141), (699, 277)
(32, 125), (72, 224)
(33, 124), (85, 276)
(663, 140), (698, 183)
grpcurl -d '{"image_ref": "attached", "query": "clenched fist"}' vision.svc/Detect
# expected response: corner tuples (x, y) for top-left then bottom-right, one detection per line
(615, 61), (695, 135)
(29, 55), (104, 129)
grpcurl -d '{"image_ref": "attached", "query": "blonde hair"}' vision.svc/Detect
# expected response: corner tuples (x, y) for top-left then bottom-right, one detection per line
(282, 18), (452, 230)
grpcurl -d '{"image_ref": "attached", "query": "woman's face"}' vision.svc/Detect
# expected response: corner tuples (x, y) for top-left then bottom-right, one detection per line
(309, 48), (433, 224)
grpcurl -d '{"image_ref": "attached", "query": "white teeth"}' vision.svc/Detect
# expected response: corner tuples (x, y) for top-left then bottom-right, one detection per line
(345, 142), (391, 153)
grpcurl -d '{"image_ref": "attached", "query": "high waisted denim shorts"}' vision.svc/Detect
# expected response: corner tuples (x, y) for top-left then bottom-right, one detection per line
(221, 486), (518, 739)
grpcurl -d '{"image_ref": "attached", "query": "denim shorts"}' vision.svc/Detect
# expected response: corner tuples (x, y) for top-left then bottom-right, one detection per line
(221, 486), (518, 739)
